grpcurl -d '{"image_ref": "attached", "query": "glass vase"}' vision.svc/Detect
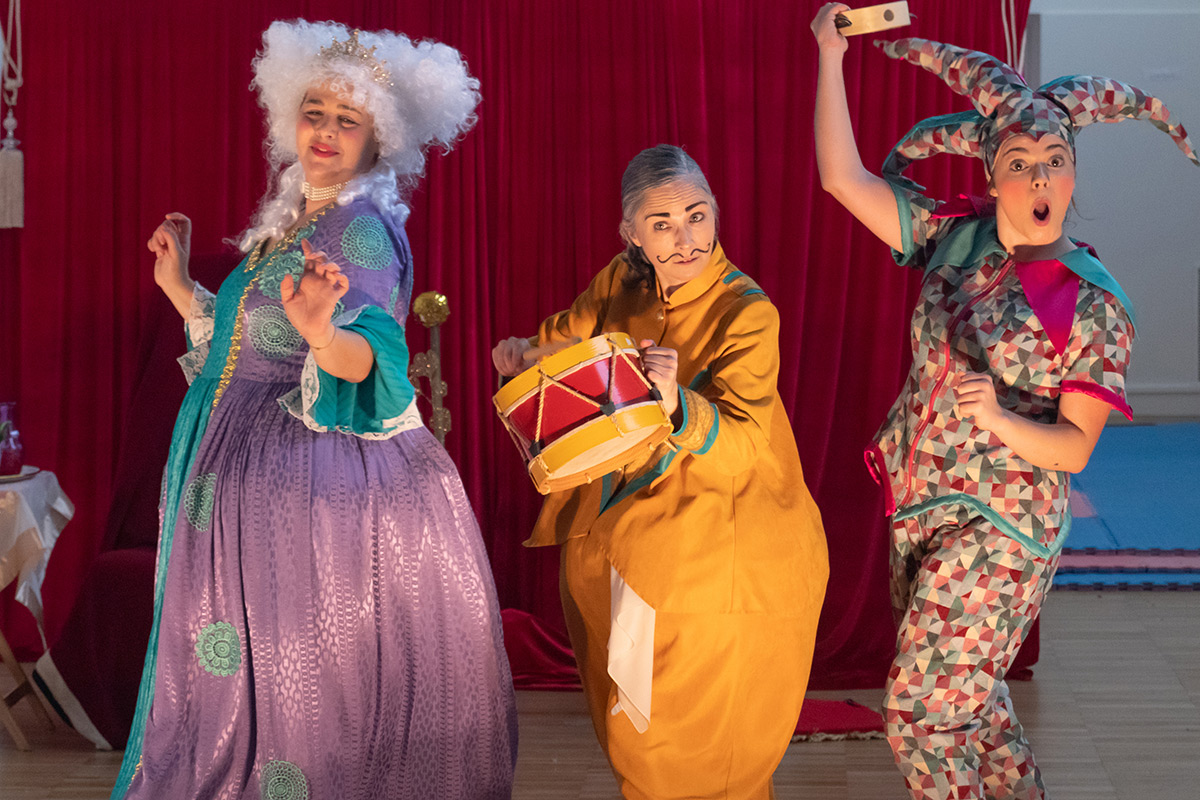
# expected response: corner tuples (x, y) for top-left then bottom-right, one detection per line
(0, 401), (23, 476)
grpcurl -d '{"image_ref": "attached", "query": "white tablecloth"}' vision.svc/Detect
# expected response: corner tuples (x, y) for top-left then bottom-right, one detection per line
(0, 467), (74, 638)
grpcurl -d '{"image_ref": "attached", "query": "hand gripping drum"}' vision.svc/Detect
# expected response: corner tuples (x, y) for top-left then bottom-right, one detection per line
(494, 333), (673, 494)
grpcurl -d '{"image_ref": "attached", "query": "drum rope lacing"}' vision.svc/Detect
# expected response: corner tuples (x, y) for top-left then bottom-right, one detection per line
(532, 337), (659, 449)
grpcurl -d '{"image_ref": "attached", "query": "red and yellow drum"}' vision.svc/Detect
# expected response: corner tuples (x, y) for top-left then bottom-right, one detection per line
(494, 333), (673, 494)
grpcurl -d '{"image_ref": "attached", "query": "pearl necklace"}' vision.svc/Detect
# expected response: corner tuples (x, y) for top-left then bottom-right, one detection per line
(302, 180), (348, 202)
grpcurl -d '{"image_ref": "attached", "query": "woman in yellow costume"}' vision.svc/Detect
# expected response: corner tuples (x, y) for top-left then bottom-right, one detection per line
(493, 144), (829, 799)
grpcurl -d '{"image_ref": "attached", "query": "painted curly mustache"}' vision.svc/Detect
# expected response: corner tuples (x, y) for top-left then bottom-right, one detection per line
(655, 243), (712, 264)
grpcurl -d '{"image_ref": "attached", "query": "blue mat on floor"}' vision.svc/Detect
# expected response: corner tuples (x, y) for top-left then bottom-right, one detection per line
(1061, 517), (1119, 551)
(1068, 422), (1200, 552)
(1058, 422), (1200, 589)
(1054, 572), (1200, 590)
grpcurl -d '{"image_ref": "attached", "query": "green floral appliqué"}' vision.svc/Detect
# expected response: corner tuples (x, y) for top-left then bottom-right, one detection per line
(248, 305), (302, 360)
(183, 473), (217, 531)
(261, 760), (309, 800)
(259, 250), (306, 300)
(294, 220), (317, 242)
(195, 621), (240, 677)
(340, 216), (392, 269)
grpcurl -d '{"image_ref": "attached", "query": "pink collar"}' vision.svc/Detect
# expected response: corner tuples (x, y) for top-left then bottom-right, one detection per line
(1015, 258), (1078, 355)
(933, 194), (1081, 354)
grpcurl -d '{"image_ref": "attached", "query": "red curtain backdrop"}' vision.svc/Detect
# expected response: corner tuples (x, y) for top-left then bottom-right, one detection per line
(0, 0), (1028, 688)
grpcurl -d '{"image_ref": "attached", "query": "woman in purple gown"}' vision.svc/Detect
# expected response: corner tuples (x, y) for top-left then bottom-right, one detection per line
(112, 21), (517, 800)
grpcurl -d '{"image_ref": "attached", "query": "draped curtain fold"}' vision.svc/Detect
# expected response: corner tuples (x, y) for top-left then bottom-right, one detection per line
(0, 0), (1029, 688)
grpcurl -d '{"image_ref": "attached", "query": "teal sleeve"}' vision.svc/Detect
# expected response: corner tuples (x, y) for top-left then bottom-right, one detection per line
(282, 305), (417, 438)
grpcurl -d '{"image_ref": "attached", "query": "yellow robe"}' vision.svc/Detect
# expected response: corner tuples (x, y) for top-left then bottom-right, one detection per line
(526, 244), (829, 799)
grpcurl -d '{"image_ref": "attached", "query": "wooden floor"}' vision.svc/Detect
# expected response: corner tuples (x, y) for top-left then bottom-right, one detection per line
(2, 591), (1197, 799)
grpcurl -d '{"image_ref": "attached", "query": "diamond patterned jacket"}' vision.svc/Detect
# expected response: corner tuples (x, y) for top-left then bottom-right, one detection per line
(865, 187), (1135, 558)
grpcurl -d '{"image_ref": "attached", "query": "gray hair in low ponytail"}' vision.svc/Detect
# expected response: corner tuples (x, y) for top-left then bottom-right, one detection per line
(618, 145), (719, 290)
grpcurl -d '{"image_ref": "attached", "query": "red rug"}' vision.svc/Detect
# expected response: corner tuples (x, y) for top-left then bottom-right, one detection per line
(504, 610), (889, 740)
(793, 698), (886, 741)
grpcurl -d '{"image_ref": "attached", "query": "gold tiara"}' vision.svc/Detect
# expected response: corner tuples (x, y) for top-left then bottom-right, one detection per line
(318, 30), (393, 87)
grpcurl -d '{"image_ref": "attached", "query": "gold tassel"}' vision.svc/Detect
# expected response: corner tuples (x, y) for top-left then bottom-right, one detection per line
(0, 109), (22, 228)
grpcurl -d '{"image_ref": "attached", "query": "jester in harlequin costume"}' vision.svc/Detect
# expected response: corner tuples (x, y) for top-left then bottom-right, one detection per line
(811, 4), (1198, 799)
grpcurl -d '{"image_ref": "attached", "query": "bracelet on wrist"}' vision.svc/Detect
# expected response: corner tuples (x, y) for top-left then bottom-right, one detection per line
(310, 326), (338, 351)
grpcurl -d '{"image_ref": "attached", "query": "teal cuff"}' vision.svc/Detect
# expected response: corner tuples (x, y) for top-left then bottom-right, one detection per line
(889, 181), (920, 267)
(299, 305), (416, 436)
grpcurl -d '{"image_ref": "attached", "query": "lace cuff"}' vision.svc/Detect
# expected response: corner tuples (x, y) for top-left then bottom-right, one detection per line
(176, 341), (210, 386)
(276, 305), (421, 439)
(185, 283), (216, 350)
(176, 284), (216, 385)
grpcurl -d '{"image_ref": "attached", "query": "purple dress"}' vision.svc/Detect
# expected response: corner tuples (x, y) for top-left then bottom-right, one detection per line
(113, 198), (517, 800)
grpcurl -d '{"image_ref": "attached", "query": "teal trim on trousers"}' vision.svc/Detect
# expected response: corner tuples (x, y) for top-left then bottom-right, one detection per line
(893, 492), (1072, 560)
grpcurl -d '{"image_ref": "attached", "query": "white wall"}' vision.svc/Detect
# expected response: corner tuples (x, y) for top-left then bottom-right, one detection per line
(1031, 0), (1198, 11)
(1028, 1), (1200, 418)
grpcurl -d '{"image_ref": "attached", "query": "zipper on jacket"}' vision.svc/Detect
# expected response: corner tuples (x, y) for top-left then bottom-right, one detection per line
(898, 259), (1014, 509)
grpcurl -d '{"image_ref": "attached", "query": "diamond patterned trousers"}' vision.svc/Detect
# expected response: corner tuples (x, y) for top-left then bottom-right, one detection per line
(884, 511), (1059, 799)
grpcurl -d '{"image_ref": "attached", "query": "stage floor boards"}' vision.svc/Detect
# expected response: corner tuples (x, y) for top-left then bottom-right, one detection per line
(2, 591), (1197, 799)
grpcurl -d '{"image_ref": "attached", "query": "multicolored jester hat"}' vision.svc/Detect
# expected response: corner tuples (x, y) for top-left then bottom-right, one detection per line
(874, 37), (1200, 187)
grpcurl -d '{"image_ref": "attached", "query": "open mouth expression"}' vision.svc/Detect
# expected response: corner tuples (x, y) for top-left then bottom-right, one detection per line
(990, 133), (1075, 246)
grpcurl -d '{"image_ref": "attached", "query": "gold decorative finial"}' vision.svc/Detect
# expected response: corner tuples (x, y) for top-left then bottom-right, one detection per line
(319, 30), (393, 87)
(408, 291), (452, 444)
(413, 291), (450, 328)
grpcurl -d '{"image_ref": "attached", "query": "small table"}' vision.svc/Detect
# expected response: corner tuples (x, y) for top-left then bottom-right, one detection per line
(0, 466), (73, 750)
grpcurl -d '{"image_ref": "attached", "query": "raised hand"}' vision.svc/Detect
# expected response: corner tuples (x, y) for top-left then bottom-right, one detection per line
(812, 3), (851, 54)
(280, 239), (350, 347)
(639, 339), (680, 418)
(147, 212), (196, 317)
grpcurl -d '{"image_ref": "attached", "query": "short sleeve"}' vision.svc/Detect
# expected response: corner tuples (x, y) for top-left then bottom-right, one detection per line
(1060, 287), (1134, 420)
(889, 182), (950, 269)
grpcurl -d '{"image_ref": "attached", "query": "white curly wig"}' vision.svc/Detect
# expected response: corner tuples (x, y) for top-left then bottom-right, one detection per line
(235, 19), (480, 251)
